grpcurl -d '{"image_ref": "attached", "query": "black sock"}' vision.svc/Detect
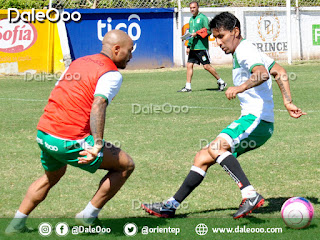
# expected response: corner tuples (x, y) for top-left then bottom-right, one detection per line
(217, 152), (250, 190)
(173, 166), (205, 203)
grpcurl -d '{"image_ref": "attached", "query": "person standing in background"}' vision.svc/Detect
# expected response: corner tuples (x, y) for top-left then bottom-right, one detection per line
(178, 1), (226, 92)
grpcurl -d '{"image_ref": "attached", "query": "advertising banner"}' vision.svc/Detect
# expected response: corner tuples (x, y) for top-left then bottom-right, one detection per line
(300, 10), (320, 59)
(64, 9), (174, 69)
(180, 7), (320, 65)
(244, 11), (288, 61)
(0, 9), (64, 74)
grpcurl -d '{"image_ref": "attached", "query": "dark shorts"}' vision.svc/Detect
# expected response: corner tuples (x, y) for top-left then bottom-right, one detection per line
(188, 50), (211, 65)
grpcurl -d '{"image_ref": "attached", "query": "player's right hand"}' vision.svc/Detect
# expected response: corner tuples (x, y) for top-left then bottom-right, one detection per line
(186, 48), (190, 55)
(225, 86), (244, 100)
(78, 146), (101, 164)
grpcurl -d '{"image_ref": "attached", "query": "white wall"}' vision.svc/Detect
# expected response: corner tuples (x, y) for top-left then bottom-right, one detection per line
(174, 7), (320, 66)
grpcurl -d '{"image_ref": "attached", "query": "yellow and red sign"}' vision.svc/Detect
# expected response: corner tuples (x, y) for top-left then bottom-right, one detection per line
(0, 9), (64, 73)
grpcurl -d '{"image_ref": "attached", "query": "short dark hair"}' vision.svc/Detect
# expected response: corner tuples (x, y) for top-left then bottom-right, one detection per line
(189, 1), (199, 7)
(209, 12), (241, 34)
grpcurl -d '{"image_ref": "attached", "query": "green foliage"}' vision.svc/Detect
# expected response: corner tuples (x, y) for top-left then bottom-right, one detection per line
(0, 0), (49, 9)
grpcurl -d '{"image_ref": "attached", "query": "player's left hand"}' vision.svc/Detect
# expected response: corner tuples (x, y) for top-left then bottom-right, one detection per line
(78, 146), (101, 164)
(191, 32), (197, 37)
(225, 86), (244, 100)
(285, 103), (307, 118)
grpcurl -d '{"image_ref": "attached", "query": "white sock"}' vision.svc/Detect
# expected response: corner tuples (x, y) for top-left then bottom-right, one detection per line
(241, 185), (257, 199)
(186, 83), (191, 89)
(217, 78), (224, 84)
(14, 210), (28, 218)
(165, 197), (180, 209)
(10, 211), (28, 229)
(82, 202), (101, 219)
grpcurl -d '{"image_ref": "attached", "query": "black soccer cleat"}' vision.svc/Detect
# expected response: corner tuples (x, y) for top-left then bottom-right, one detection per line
(141, 202), (176, 218)
(233, 193), (265, 219)
(177, 87), (192, 92)
(218, 82), (227, 91)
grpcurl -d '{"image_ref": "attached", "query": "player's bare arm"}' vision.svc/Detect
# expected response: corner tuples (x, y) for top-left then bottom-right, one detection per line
(78, 96), (107, 164)
(225, 65), (269, 100)
(270, 63), (292, 104)
(270, 63), (306, 118)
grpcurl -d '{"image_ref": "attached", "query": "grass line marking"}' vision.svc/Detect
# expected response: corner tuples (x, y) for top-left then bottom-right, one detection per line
(0, 98), (317, 113)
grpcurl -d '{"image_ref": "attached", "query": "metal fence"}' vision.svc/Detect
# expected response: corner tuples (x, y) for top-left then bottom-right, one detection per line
(49, 0), (320, 9)
(51, 0), (175, 8)
(0, 0), (318, 9)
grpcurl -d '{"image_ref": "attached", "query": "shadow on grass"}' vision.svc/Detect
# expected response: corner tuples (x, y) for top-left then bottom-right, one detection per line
(255, 196), (320, 214)
(193, 88), (220, 92)
(184, 196), (320, 218)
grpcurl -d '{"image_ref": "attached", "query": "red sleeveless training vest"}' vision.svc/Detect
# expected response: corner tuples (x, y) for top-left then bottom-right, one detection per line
(37, 53), (118, 139)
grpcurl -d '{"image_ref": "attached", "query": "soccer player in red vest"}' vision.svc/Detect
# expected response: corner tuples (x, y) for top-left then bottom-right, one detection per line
(6, 30), (134, 233)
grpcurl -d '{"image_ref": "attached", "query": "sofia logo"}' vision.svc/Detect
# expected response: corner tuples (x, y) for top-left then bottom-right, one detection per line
(0, 18), (37, 53)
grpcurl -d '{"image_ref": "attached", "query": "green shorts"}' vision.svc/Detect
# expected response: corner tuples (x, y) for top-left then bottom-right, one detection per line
(218, 114), (274, 157)
(36, 130), (104, 173)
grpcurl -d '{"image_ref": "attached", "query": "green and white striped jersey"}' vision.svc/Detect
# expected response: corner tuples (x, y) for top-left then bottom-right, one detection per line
(233, 39), (276, 122)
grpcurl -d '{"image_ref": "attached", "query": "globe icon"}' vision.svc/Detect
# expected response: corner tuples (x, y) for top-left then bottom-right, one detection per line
(195, 223), (208, 236)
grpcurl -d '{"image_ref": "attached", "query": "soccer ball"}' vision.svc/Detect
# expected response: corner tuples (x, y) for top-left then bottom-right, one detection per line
(281, 197), (314, 229)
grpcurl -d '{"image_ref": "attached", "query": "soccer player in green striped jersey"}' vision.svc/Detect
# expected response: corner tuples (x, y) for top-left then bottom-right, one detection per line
(143, 11), (305, 219)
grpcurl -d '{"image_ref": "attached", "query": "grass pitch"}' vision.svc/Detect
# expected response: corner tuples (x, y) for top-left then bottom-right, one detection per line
(0, 63), (319, 239)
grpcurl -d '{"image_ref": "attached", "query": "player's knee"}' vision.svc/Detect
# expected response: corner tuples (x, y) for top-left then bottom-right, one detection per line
(194, 151), (214, 167)
(187, 63), (193, 69)
(207, 138), (230, 161)
(203, 64), (211, 71)
(207, 145), (220, 160)
(46, 166), (67, 186)
(126, 156), (135, 174)
(122, 154), (135, 178)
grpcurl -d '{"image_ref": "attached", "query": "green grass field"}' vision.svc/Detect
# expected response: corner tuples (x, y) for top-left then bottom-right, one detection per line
(0, 63), (319, 239)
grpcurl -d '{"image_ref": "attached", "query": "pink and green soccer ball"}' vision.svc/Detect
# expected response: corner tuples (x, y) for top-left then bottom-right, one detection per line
(281, 197), (314, 229)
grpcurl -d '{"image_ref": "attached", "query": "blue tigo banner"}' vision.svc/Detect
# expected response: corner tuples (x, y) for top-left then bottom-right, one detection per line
(65, 9), (174, 69)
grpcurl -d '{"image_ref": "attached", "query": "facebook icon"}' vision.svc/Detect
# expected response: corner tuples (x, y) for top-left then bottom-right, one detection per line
(55, 222), (69, 236)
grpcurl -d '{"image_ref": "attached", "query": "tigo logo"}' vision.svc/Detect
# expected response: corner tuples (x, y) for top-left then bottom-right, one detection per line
(97, 14), (141, 52)
(0, 19), (37, 53)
